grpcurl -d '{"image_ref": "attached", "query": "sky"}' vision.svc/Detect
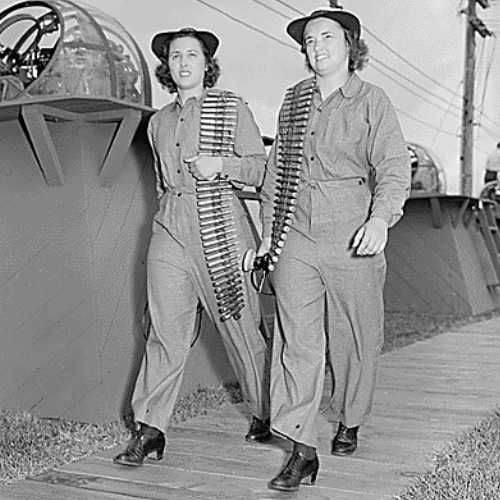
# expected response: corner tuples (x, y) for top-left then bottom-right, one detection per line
(1, 0), (499, 196)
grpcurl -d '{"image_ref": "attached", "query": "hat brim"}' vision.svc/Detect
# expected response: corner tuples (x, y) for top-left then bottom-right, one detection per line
(287, 9), (361, 45)
(151, 29), (219, 60)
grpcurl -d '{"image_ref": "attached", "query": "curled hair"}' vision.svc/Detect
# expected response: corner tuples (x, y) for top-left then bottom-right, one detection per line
(302, 30), (369, 73)
(154, 32), (221, 94)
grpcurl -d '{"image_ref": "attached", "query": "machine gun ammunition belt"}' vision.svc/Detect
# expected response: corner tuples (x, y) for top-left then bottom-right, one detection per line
(269, 78), (315, 267)
(197, 90), (245, 322)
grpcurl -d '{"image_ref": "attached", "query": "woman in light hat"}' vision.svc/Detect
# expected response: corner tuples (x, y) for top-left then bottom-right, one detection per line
(259, 8), (411, 491)
(113, 27), (271, 467)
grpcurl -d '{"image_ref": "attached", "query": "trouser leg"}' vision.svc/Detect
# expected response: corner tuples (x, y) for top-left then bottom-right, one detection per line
(132, 222), (198, 435)
(209, 289), (270, 421)
(191, 218), (270, 422)
(321, 246), (386, 427)
(270, 232), (326, 447)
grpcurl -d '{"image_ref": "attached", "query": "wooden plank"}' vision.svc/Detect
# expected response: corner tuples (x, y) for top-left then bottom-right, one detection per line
(0, 480), (133, 500)
(96, 435), (429, 477)
(27, 468), (388, 500)
(63, 437), (409, 492)
(3, 317), (500, 499)
(30, 470), (221, 500)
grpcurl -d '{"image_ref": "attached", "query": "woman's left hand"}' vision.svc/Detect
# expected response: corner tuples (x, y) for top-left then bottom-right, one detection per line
(352, 217), (388, 255)
(184, 154), (223, 180)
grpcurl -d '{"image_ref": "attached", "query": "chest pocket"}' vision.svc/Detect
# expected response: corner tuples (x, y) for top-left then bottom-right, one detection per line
(319, 107), (369, 144)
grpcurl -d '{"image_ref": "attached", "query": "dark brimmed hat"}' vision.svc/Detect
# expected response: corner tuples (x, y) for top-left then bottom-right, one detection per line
(151, 27), (219, 60)
(287, 8), (361, 45)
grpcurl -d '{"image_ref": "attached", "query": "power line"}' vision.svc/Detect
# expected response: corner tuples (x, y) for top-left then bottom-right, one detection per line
(270, 0), (303, 16)
(394, 105), (458, 137)
(248, 0), (291, 20)
(476, 36), (499, 133)
(363, 25), (462, 100)
(370, 57), (463, 117)
(271, 0), (483, 121)
(431, 80), (463, 148)
(196, 0), (464, 139)
(370, 62), (462, 120)
(366, 23), (498, 132)
(194, 0), (296, 50)
(277, 0), (479, 107)
(268, 1), (477, 120)
(269, 1), (492, 119)
(265, 1), (466, 115)
(474, 35), (488, 142)
(196, 0), (498, 140)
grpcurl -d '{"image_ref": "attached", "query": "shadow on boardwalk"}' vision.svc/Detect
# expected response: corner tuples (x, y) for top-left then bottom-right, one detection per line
(2, 317), (500, 500)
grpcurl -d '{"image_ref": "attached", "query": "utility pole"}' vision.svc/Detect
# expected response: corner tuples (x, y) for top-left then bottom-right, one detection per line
(461, 0), (493, 196)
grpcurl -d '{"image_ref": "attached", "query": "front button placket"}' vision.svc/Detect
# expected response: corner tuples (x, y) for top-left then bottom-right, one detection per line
(175, 107), (187, 179)
(307, 100), (321, 236)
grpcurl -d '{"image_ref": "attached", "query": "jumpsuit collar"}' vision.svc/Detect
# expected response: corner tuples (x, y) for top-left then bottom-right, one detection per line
(174, 88), (209, 109)
(312, 72), (361, 104)
(338, 72), (362, 99)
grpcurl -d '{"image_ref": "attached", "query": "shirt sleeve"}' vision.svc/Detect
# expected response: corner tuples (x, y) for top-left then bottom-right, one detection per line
(220, 98), (267, 188)
(147, 114), (165, 199)
(367, 89), (412, 227)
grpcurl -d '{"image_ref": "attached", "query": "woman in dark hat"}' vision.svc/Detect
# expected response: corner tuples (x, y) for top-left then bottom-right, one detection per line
(113, 27), (270, 467)
(259, 8), (411, 491)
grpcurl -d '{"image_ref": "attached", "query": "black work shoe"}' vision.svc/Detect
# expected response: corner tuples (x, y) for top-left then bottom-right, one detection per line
(268, 450), (319, 492)
(331, 423), (359, 456)
(113, 423), (165, 466)
(245, 416), (272, 442)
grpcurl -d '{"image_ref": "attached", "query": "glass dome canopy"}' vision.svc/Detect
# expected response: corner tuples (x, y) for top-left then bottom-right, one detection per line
(408, 142), (446, 194)
(0, 0), (151, 106)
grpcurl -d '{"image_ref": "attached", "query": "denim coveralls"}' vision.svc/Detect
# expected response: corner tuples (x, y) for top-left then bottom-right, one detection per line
(131, 90), (269, 437)
(261, 74), (411, 447)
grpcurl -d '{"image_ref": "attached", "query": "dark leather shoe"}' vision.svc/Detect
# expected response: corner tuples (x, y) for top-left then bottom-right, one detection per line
(113, 423), (165, 466)
(268, 450), (319, 492)
(331, 423), (359, 456)
(245, 416), (272, 442)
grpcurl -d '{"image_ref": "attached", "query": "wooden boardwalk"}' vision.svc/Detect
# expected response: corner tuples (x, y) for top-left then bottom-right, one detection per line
(2, 316), (500, 500)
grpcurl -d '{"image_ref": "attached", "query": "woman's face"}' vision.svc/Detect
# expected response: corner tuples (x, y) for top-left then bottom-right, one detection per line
(168, 36), (206, 94)
(304, 18), (349, 78)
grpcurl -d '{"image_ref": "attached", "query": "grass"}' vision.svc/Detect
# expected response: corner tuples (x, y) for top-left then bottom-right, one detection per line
(0, 383), (243, 485)
(395, 407), (500, 499)
(0, 411), (128, 486)
(1, 308), (499, 490)
(381, 309), (495, 354)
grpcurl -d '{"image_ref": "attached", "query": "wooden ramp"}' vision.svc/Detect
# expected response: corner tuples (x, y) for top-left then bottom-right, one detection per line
(2, 317), (500, 500)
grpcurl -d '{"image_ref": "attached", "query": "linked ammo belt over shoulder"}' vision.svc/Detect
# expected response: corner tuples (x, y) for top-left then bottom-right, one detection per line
(196, 90), (246, 323)
(269, 77), (315, 267)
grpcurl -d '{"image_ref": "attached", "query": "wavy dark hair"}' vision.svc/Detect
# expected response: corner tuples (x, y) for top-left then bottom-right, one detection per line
(302, 28), (369, 73)
(155, 30), (221, 94)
